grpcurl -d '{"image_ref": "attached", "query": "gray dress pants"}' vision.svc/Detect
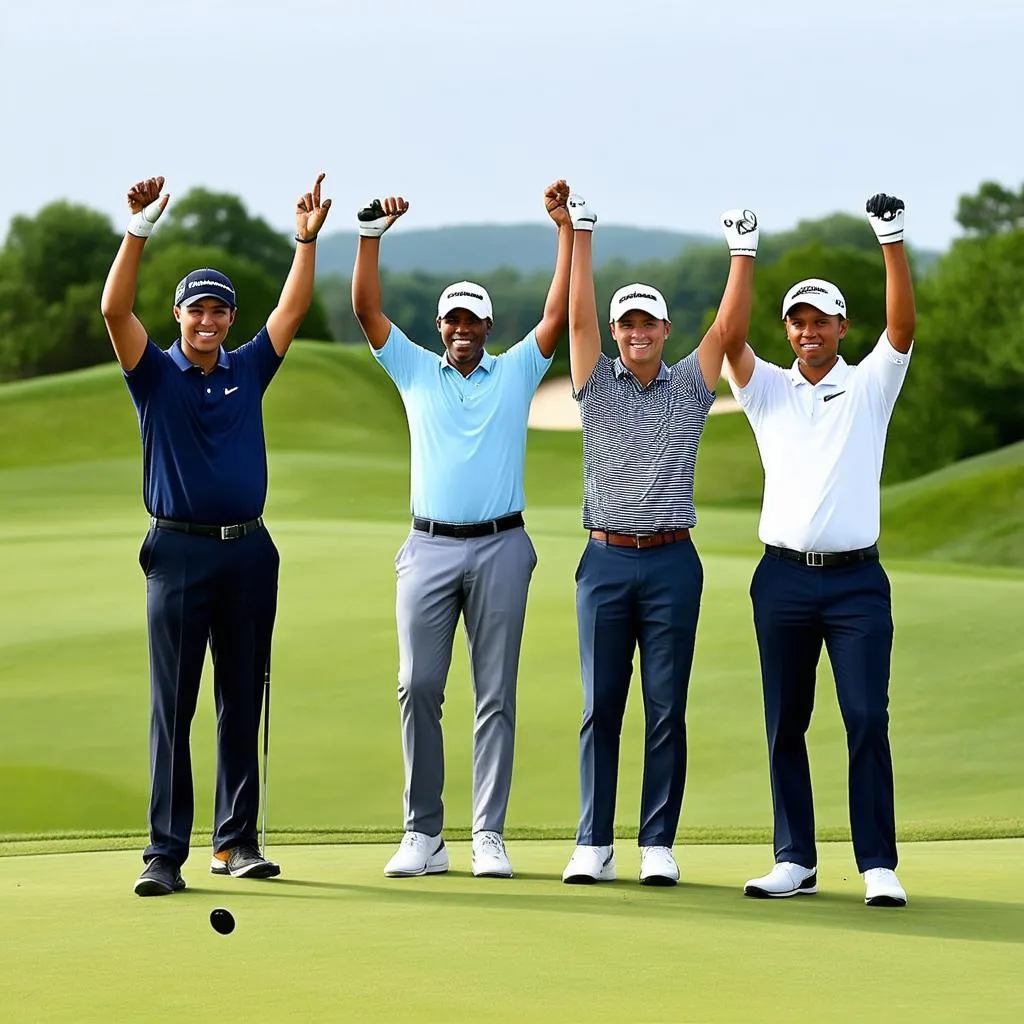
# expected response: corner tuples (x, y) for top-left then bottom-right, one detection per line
(394, 525), (538, 836)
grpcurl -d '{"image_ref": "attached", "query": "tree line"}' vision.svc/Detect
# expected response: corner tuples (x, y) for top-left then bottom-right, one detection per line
(0, 182), (1021, 483)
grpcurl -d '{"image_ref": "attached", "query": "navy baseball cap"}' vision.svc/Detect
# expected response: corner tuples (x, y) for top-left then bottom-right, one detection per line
(174, 268), (237, 309)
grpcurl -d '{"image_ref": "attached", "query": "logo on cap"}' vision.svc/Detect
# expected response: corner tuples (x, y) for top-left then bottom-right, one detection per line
(446, 290), (485, 301)
(792, 285), (827, 297)
(618, 291), (658, 304)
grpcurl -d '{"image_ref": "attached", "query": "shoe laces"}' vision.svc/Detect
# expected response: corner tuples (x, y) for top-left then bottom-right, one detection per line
(235, 843), (264, 861)
(476, 831), (505, 856)
(400, 832), (428, 850)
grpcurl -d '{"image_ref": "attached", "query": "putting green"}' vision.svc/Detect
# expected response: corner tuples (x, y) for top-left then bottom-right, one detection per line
(0, 840), (1020, 1022)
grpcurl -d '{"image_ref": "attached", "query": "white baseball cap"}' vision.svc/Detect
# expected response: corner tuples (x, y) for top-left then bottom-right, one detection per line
(437, 281), (493, 321)
(609, 283), (670, 323)
(781, 278), (848, 319)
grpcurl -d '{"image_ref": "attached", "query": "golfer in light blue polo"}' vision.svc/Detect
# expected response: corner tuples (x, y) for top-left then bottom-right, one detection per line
(351, 184), (573, 879)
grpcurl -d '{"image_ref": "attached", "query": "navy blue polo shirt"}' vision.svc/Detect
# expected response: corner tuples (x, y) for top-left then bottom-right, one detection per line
(123, 328), (282, 523)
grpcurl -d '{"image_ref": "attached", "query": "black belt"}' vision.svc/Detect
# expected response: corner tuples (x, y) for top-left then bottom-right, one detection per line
(412, 512), (524, 539)
(151, 516), (265, 541)
(766, 543), (879, 568)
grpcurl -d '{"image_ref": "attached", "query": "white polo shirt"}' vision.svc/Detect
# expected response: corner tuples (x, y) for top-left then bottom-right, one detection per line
(730, 331), (912, 552)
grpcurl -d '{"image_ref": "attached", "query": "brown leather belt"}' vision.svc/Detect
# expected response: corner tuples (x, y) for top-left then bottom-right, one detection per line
(590, 529), (691, 549)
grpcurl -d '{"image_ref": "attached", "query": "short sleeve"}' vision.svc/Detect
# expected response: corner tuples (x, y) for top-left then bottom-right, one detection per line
(673, 351), (716, 410)
(496, 330), (553, 399)
(371, 323), (438, 390)
(573, 352), (615, 403)
(856, 330), (913, 416)
(730, 356), (788, 426)
(228, 327), (283, 393)
(123, 339), (167, 406)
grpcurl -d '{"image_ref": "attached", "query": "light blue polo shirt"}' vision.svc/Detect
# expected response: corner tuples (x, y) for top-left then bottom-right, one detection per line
(373, 324), (553, 523)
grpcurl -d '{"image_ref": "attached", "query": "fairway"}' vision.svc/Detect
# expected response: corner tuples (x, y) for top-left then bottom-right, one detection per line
(1, 343), (1022, 1021)
(1, 839), (1021, 1022)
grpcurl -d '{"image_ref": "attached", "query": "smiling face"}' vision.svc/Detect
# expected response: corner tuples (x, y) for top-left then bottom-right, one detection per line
(173, 298), (237, 355)
(610, 309), (671, 378)
(784, 303), (847, 378)
(436, 308), (490, 375)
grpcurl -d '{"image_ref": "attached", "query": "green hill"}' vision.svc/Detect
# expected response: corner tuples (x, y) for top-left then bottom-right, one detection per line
(0, 344), (1021, 845)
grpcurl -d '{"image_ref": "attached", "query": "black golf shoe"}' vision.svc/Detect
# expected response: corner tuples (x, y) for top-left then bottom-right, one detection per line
(133, 855), (186, 897)
(210, 844), (281, 879)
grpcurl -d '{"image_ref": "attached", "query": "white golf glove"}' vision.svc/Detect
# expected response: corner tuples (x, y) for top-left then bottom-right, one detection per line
(357, 199), (392, 238)
(721, 209), (759, 257)
(866, 193), (906, 244)
(567, 193), (597, 231)
(127, 199), (165, 239)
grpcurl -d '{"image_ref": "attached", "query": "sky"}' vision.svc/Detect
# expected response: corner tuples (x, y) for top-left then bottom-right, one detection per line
(2, 0), (1022, 252)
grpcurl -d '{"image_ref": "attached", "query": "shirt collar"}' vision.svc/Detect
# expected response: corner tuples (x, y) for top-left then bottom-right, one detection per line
(787, 355), (850, 388)
(442, 349), (494, 374)
(613, 357), (670, 384)
(169, 339), (230, 372)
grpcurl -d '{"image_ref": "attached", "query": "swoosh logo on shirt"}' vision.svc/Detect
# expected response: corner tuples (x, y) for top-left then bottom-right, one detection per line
(224, 386), (239, 396)
(822, 391), (846, 403)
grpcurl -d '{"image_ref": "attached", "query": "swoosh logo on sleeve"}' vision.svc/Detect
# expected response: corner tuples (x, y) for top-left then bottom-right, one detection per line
(224, 386), (239, 396)
(822, 391), (846, 403)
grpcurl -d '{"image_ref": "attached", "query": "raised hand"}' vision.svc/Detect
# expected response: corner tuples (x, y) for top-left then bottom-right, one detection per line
(721, 208), (759, 257)
(126, 176), (169, 238)
(567, 193), (597, 232)
(866, 193), (906, 245)
(358, 196), (409, 238)
(544, 179), (571, 227)
(295, 172), (332, 243)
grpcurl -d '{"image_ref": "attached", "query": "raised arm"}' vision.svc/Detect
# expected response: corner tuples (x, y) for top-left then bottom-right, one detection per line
(713, 209), (759, 390)
(266, 173), (332, 357)
(351, 197), (408, 350)
(866, 193), (915, 354)
(565, 193), (600, 393)
(534, 179), (573, 358)
(100, 176), (168, 372)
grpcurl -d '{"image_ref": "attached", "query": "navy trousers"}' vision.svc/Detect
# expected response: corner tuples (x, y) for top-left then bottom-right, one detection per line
(575, 537), (703, 847)
(139, 525), (279, 865)
(750, 552), (897, 872)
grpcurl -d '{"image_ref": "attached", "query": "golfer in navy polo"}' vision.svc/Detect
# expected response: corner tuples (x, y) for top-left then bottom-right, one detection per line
(101, 173), (332, 897)
(560, 194), (759, 885)
(724, 194), (915, 908)
(351, 183), (572, 879)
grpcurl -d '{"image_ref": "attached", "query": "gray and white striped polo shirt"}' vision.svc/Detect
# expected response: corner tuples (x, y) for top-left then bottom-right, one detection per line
(575, 352), (716, 532)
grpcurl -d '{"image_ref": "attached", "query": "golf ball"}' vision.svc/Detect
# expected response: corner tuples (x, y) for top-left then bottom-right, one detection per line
(210, 907), (235, 935)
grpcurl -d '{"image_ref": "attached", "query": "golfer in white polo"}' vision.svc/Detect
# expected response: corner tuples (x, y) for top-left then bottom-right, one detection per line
(351, 184), (573, 879)
(722, 194), (916, 908)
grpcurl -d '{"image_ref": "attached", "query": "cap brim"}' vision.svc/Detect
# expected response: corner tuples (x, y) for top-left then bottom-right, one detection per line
(782, 300), (843, 319)
(178, 291), (236, 309)
(610, 302), (669, 323)
(438, 302), (491, 321)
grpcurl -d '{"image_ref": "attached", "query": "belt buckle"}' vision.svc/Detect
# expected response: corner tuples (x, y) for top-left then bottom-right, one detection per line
(221, 524), (242, 541)
(805, 551), (824, 567)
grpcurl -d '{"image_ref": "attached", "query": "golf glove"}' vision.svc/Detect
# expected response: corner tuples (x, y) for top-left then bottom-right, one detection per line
(721, 209), (759, 257)
(567, 193), (597, 231)
(866, 193), (906, 244)
(127, 199), (165, 239)
(357, 199), (392, 238)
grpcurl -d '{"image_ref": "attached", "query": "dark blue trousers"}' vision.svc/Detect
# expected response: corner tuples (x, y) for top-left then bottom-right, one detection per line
(139, 526), (279, 866)
(575, 537), (703, 847)
(750, 552), (897, 873)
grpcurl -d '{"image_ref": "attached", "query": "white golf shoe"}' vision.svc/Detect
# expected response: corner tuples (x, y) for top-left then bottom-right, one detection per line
(743, 861), (817, 898)
(471, 831), (513, 878)
(639, 846), (680, 886)
(562, 845), (616, 884)
(864, 868), (907, 907)
(383, 831), (449, 877)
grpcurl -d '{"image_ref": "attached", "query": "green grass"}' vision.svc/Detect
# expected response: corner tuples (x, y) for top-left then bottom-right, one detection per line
(1, 344), (1022, 1021)
(1, 841), (1022, 1022)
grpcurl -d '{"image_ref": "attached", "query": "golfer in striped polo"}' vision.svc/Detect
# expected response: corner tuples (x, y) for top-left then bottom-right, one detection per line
(351, 183), (573, 880)
(561, 195), (759, 885)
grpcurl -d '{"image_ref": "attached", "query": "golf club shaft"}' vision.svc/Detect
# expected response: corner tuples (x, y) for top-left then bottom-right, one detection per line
(261, 659), (270, 853)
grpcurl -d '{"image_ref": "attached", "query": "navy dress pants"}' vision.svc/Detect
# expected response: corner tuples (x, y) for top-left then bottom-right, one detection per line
(139, 525), (279, 865)
(750, 552), (898, 872)
(575, 537), (703, 847)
